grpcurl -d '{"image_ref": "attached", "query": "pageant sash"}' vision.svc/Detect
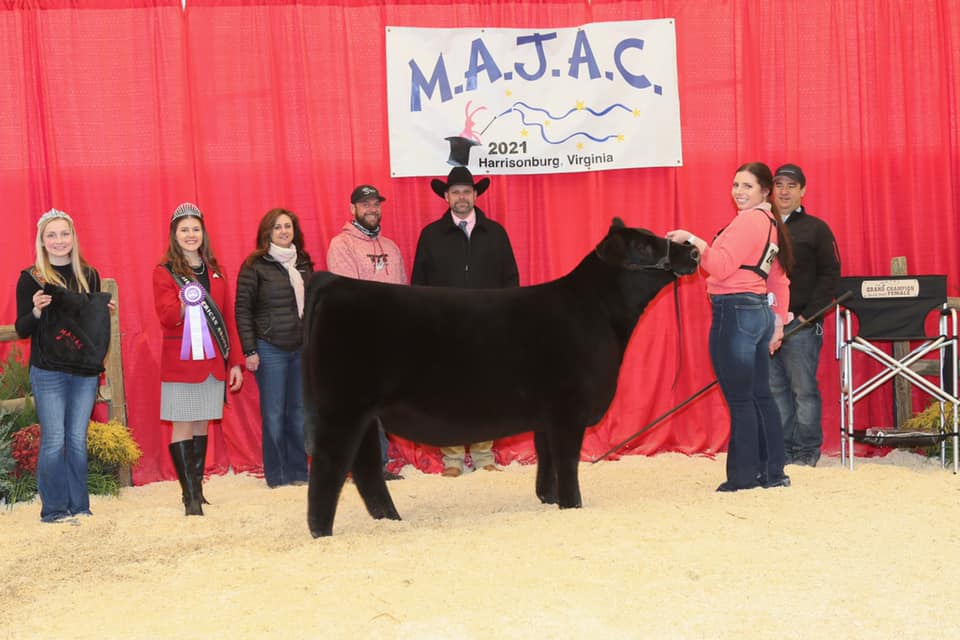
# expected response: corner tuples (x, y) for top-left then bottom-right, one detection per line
(164, 264), (230, 361)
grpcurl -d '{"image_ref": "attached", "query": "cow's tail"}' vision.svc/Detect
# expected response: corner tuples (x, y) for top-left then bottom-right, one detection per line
(301, 271), (338, 455)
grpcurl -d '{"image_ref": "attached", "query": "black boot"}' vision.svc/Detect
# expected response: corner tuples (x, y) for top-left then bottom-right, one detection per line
(169, 441), (204, 516)
(193, 435), (211, 505)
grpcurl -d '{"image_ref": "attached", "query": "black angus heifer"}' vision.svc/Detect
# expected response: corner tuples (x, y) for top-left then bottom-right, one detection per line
(302, 218), (699, 537)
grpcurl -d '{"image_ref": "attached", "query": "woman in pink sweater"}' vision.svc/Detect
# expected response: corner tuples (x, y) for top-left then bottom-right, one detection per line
(668, 162), (794, 491)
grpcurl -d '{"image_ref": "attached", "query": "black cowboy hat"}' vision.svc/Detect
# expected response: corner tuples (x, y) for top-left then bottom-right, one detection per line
(430, 166), (490, 198)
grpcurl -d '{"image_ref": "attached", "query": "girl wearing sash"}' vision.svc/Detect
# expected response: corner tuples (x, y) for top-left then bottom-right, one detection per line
(235, 208), (314, 487)
(15, 209), (112, 523)
(153, 203), (243, 516)
(667, 162), (794, 492)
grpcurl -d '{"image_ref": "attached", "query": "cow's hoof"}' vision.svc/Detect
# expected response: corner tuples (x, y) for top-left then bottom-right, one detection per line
(716, 480), (762, 492)
(310, 528), (332, 538)
(762, 474), (791, 489)
(537, 493), (558, 505)
(558, 500), (582, 510)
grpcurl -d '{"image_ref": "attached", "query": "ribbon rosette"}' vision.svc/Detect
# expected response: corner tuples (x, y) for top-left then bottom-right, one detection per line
(179, 281), (216, 360)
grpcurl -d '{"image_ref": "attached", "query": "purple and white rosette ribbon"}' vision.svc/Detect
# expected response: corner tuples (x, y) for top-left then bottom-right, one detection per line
(179, 281), (216, 360)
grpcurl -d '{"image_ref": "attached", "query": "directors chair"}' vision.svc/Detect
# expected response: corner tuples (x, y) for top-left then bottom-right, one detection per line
(835, 275), (959, 471)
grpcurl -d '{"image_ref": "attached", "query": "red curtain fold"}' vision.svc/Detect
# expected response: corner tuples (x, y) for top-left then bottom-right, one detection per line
(2, 0), (958, 484)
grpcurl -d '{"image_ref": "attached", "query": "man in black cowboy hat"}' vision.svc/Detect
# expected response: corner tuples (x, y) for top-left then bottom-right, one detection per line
(412, 166), (519, 477)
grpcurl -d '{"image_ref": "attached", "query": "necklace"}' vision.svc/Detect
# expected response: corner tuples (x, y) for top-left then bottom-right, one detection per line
(190, 262), (206, 275)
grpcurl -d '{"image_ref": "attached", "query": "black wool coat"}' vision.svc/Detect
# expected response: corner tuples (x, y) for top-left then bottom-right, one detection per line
(410, 207), (519, 289)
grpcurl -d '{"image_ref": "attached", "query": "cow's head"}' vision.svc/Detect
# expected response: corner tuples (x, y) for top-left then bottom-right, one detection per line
(596, 218), (700, 276)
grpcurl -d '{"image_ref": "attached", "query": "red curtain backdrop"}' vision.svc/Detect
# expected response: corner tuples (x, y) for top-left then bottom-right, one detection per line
(2, 0), (958, 484)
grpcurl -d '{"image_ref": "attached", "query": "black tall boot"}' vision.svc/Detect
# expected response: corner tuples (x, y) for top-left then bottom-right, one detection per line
(193, 435), (211, 505)
(169, 441), (204, 516)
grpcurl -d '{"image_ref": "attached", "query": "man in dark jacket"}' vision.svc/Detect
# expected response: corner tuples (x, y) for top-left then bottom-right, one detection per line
(412, 166), (519, 477)
(769, 164), (841, 466)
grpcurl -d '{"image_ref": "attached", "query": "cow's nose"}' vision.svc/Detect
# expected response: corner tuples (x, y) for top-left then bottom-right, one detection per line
(689, 247), (700, 262)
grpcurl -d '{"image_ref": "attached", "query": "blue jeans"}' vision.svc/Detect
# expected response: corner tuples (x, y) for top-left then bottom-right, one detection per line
(30, 366), (99, 522)
(254, 340), (308, 486)
(708, 294), (786, 487)
(770, 319), (824, 461)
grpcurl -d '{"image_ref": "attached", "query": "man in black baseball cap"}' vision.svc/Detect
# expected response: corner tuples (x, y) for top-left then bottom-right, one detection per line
(769, 163), (841, 467)
(347, 185), (387, 235)
(329, 183), (406, 481)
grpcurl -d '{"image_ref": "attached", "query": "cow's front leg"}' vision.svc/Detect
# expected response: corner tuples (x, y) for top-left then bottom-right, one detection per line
(550, 426), (585, 509)
(352, 417), (401, 521)
(534, 431), (558, 504)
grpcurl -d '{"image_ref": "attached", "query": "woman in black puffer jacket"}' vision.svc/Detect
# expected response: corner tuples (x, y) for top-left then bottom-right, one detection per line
(235, 208), (314, 487)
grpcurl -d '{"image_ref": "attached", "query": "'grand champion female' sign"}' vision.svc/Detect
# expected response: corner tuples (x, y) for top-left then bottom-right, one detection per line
(386, 20), (682, 177)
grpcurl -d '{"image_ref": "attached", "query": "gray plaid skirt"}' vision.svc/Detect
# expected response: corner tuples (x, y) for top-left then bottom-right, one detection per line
(160, 374), (224, 422)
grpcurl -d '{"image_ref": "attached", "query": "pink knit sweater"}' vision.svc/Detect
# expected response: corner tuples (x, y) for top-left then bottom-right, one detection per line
(326, 221), (408, 284)
(701, 206), (791, 323)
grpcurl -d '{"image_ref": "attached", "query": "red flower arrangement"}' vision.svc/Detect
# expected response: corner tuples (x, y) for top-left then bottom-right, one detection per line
(11, 424), (40, 476)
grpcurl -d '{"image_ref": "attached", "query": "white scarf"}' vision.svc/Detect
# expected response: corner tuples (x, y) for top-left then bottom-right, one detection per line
(268, 243), (304, 318)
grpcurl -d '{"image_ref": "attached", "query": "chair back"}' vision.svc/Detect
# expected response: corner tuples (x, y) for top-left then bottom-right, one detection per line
(837, 275), (947, 340)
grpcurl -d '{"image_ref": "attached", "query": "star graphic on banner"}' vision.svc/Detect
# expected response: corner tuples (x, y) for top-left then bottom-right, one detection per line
(576, 100), (585, 110)
(633, 108), (641, 117)
(520, 129), (529, 137)
(617, 134), (625, 141)
(576, 142), (584, 150)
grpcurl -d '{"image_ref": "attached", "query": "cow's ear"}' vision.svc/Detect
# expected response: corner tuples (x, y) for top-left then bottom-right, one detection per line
(610, 217), (626, 230)
(596, 231), (627, 266)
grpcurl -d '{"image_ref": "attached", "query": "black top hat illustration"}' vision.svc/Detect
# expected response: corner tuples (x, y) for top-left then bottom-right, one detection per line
(444, 136), (480, 167)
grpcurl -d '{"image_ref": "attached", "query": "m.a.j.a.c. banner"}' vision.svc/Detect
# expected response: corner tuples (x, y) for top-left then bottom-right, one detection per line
(385, 20), (682, 178)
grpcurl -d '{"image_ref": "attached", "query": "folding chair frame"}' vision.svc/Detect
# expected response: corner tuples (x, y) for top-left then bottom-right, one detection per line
(836, 293), (959, 472)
